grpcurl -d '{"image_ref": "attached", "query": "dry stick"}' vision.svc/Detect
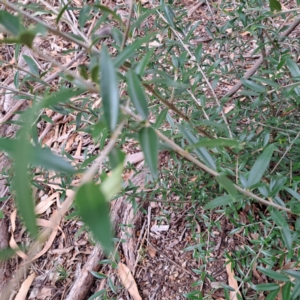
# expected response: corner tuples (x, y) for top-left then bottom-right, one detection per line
(1, 121), (125, 300)
(225, 16), (300, 97)
(120, 105), (293, 214)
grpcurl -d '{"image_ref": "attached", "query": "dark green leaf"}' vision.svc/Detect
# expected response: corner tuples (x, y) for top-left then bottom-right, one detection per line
(265, 289), (280, 300)
(154, 109), (168, 129)
(292, 280), (300, 300)
(79, 5), (91, 29)
(75, 182), (113, 255)
(178, 125), (216, 171)
(134, 49), (154, 77)
(241, 78), (267, 93)
(109, 148), (125, 169)
(286, 57), (300, 78)
(216, 176), (237, 198)
(18, 30), (36, 48)
(23, 55), (40, 77)
(284, 187), (300, 202)
(113, 33), (156, 68)
(42, 88), (85, 108)
(56, 0), (71, 24)
(0, 247), (16, 261)
(139, 127), (158, 179)
(270, 209), (292, 251)
(269, 0), (282, 11)
(0, 138), (75, 174)
(247, 144), (274, 188)
(282, 281), (291, 300)
(190, 138), (240, 148)
(0, 10), (23, 36)
(127, 69), (148, 120)
(204, 195), (233, 210)
(284, 270), (300, 281)
(100, 45), (119, 131)
(257, 267), (289, 282)
(93, 5), (123, 25)
(90, 271), (107, 279)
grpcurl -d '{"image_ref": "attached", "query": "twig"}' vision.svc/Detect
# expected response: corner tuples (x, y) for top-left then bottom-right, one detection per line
(225, 16), (300, 97)
(121, 0), (134, 50)
(120, 104), (294, 214)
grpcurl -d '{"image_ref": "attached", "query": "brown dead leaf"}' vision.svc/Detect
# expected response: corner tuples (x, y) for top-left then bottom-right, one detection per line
(118, 263), (142, 300)
(15, 272), (36, 300)
(226, 254), (241, 300)
(146, 245), (156, 258)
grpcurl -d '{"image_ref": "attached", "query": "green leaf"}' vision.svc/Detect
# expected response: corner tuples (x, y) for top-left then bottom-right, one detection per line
(79, 5), (91, 29)
(257, 267), (289, 282)
(109, 148), (126, 169)
(23, 55), (40, 77)
(93, 5), (123, 25)
(90, 271), (107, 279)
(134, 49), (154, 77)
(56, 0), (71, 24)
(252, 283), (280, 291)
(286, 57), (300, 78)
(19, 30), (36, 48)
(0, 138), (75, 174)
(204, 195), (233, 210)
(190, 138), (240, 148)
(241, 78), (267, 93)
(0, 247), (16, 261)
(127, 69), (148, 120)
(113, 33), (156, 68)
(178, 125), (216, 171)
(284, 270), (300, 281)
(247, 144), (274, 188)
(101, 163), (124, 200)
(285, 187), (300, 201)
(265, 289), (280, 300)
(100, 45), (119, 131)
(139, 127), (158, 179)
(269, 0), (282, 11)
(0, 10), (23, 36)
(292, 280), (300, 300)
(216, 176), (237, 198)
(42, 88), (85, 108)
(163, 4), (175, 28)
(270, 209), (292, 251)
(154, 109), (168, 129)
(282, 281), (291, 300)
(75, 182), (113, 255)
(251, 76), (280, 89)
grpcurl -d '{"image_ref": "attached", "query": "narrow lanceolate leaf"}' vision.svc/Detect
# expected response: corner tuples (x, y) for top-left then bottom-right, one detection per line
(0, 138), (75, 174)
(216, 176), (238, 198)
(75, 182), (113, 255)
(100, 45), (119, 131)
(127, 69), (148, 120)
(139, 127), (158, 179)
(270, 209), (292, 252)
(241, 78), (267, 93)
(204, 195), (233, 210)
(23, 55), (39, 76)
(0, 10), (23, 36)
(286, 57), (300, 78)
(178, 124), (216, 171)
(247, 144), (275, 188)
(257, 267), (289, 282)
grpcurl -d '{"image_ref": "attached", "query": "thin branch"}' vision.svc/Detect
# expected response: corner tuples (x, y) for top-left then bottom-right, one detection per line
(120, 105), (293, 214)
